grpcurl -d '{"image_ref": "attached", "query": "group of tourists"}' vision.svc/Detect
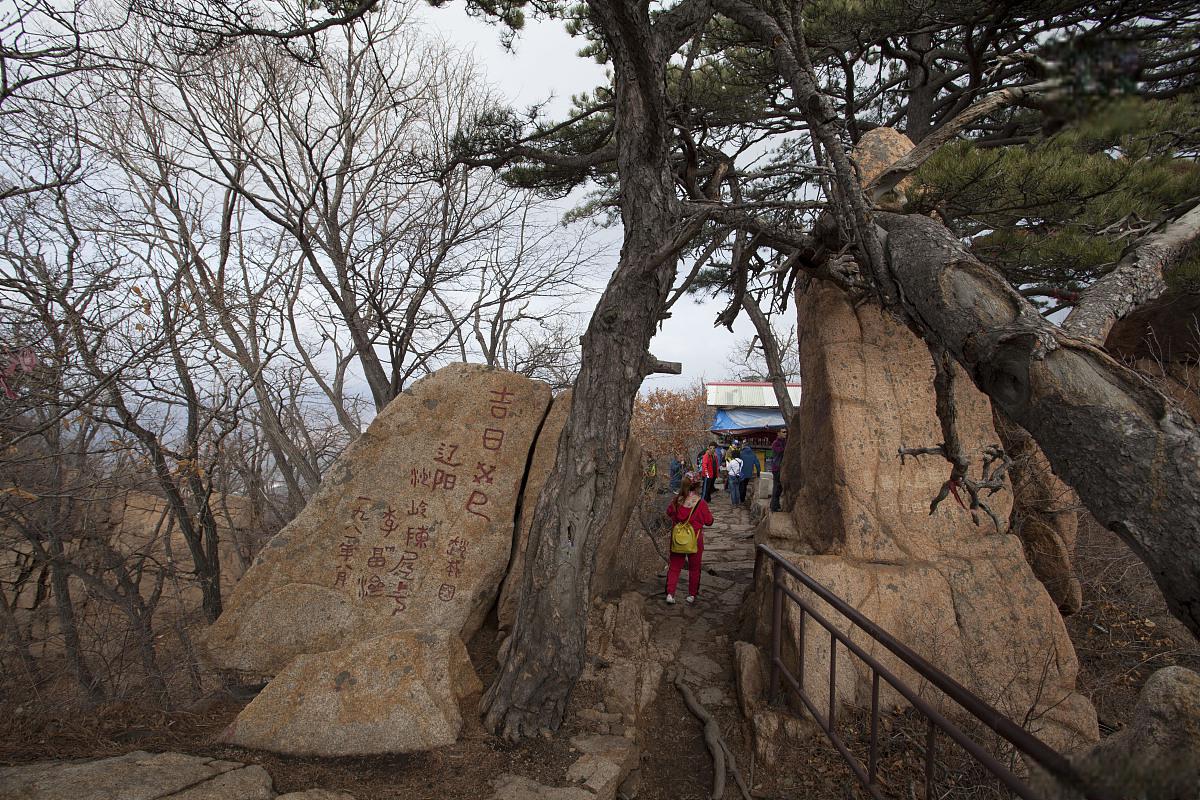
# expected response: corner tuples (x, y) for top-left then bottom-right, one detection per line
(662, 428), (789, 605)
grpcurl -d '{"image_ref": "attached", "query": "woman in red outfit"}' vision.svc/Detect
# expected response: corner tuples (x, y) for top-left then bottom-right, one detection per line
(664, 474), (714, 604)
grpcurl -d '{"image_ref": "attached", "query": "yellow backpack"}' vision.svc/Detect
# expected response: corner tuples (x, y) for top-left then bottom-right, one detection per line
(670, 502), (699, 554)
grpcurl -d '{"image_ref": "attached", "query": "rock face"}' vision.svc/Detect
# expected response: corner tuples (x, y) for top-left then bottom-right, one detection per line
(0, 751), (275, 800)
(205, 364), (552, 676)
(495, 391), (570, 637)
(854, 127), (917, 209)
(590, 439), (645, 599)
(224, 629), (481, 757)
(752, 141), (1098, 754)
(752, 275), (1097, 749)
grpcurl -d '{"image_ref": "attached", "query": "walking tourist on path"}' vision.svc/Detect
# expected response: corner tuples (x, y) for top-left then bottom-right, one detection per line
(770, 428), (789, 512)
(700, 444), (718, 501)
(739, 442), (760, 507)
(727, 452), (744, 506)
(664, 475), (714, 604)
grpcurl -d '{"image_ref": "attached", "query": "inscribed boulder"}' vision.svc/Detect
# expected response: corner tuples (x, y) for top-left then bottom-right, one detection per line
(205, 364), (552, 675)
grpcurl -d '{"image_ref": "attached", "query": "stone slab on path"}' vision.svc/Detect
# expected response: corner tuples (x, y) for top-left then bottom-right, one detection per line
(223, 629), (481, 756)
(205, 364), (552, 676)
(0, 751), (275, 800)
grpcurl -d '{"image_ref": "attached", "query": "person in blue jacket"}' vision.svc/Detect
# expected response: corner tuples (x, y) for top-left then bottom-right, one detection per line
(669, 453), (684, 493)
(738, 442), (761, 506)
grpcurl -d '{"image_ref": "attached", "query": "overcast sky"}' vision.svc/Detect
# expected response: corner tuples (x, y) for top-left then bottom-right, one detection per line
(415, 4), (759, 393)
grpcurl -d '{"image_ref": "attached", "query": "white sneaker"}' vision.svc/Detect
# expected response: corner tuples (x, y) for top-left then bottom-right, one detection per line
(686, 595), (695, 604)
(665, 594), (676, 604)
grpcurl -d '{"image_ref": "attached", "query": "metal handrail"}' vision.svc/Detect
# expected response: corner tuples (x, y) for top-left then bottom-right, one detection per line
(753, 543), (1106, 800)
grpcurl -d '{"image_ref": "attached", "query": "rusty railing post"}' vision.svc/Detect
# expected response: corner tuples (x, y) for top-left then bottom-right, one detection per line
(769, 559), (783, 703)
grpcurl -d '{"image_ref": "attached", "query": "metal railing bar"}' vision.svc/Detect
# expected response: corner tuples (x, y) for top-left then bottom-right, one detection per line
(756, 544), (1104, 799)
(926, 716), (937, 800)
(829, 634), (838, 728)
(869, 670), (880, 784)
(770, 560), (783, 701)
(776, 579), (1042, 800)
(775, 657), (887, 800)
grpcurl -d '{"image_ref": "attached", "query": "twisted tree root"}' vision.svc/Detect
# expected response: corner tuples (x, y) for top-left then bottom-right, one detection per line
(674, 672), (752, 800)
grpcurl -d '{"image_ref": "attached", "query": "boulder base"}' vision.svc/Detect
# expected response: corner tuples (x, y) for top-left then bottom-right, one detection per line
(205, 364), (552, 676)
(224, 629), (481, 757)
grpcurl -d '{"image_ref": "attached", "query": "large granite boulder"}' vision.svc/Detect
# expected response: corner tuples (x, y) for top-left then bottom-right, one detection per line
(205, 364), (552, 676)
(223, 629), (481, 756)
(495, 391), (571, 638)
(751, 242), (1097, 749)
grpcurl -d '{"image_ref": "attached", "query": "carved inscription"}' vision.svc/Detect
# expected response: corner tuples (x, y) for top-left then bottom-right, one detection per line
(327, 384), (519, 617)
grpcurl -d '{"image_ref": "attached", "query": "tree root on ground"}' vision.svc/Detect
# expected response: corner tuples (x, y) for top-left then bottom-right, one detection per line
(674, 671), (752, 800)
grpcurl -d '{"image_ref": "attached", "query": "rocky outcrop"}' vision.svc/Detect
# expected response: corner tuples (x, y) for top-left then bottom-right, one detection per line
(0, 751), (359, 800)
(580, 591), (669, 736)
(222, 629), (481, 756)
(1034, 666), (1200, 799)
(749, 141), (1099, 754)
(486, 594), (654, 800)
(751, 275), (1097, 749)
(0, 751), (275, 800)
(204, 364), (552, 677)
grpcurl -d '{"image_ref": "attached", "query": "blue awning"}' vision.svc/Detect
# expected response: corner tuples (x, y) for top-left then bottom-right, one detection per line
(711, 408), (787, 433)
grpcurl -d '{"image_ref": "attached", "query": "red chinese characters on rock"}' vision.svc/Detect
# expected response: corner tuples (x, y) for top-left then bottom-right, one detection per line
(472, 462), (496, 485)
(489, 387), (515, 419)
(435, 441), (464, 467)
(351, 496), (371, 523)
(442, 537), (468, 602)
(465, 490), (490, 521)
(433, 468), (457, 491)
(388, 547), (421, 615)
(333, 526), (361, 588)
(378, 504), (399, 537)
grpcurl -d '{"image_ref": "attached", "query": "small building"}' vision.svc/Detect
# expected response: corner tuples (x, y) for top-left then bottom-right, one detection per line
(705, 381), (801, 464)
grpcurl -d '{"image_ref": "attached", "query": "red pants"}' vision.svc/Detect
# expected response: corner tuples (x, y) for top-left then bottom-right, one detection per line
(666, 532), (704, 597)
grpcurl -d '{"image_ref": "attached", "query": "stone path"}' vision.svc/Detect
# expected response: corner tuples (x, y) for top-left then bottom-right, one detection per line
(633, 496), (759, 800)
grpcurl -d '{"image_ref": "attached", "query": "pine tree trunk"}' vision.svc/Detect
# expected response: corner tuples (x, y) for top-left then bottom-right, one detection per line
(480, 0), (682, 739)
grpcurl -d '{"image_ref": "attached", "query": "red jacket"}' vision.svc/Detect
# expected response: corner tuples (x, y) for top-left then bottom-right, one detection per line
(667, 497), (714, 535)
(701, 451), (717, 478)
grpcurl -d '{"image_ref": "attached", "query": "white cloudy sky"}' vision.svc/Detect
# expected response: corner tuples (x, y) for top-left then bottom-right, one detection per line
(414, 5), (759, 393)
